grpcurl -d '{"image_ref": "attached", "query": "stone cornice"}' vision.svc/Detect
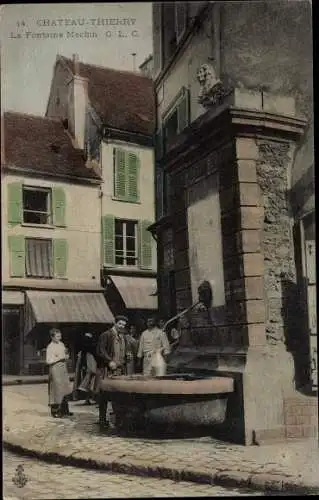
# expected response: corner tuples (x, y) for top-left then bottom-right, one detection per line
(229, 107), (307, 141)
(160, 104), (308, 175)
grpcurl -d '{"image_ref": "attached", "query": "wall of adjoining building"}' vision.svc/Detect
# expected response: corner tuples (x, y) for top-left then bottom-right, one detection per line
(2, 173), (101, 284)
(220, 0), (314, 199)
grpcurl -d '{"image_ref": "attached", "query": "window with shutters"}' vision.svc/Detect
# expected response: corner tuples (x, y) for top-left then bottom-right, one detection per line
(113, 148), (140, 203)
(25, 238), (53, 278)
(115, 219), (138, 266)
(23, 187), (52, 225)
(162, 88), (189, 153)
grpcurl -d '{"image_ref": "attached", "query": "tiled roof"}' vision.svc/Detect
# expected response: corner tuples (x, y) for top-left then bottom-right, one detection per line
(60, 56), (155, 137)
(3, 112), (101, 181)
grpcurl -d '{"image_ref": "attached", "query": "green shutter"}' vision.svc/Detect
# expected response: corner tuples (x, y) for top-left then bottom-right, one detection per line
(178, 90), (189, 133)
(53, 239), (68, 278)
(101, 215), (115, 267)
(52, 187), (66, 227)
(8, 183), (23, 226)
(114, 148), (127, 199)
(8, 235), (25, 277)
(127, 153), (140, 202)
(139, 220), (153, 269)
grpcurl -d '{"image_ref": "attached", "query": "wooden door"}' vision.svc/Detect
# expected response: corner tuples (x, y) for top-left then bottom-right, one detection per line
(305, 239), (317, 390)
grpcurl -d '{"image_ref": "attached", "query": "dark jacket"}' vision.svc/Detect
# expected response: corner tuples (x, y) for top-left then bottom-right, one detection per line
(96, 328), (128, 369)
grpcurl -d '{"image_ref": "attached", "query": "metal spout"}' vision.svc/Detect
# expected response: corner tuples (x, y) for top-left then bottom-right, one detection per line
(163, 301), (201, 331)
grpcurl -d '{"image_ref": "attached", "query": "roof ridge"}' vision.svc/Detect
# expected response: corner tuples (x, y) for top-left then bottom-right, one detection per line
(60, 54), (152, 81)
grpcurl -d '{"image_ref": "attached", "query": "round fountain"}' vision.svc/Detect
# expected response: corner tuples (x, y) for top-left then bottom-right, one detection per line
(100, 282), (234, 433)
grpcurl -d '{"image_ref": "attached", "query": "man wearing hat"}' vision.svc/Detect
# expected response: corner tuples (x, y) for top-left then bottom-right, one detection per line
(96, 315), (129, 430)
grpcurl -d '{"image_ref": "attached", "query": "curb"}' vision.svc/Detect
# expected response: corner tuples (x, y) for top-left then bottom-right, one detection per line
(4, 440), (319, 495)
(3, 375), (75, 386)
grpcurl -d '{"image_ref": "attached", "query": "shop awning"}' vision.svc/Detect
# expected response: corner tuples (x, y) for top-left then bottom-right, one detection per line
(25, 290), (114, 336)
(108, 275), (158, 310)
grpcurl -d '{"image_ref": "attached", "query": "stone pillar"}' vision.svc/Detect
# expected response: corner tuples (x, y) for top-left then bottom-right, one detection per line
(232, 135), (298, 444)
(160, 86), (308, 443)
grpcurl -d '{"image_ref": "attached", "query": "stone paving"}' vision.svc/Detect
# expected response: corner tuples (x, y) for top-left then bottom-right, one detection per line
(4, 450), (261, 498)
(3, 385), (319, 494)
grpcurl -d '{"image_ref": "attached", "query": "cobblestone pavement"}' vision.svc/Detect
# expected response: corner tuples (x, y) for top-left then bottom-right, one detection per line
(4, 451), (261, 498)
(3, 385), (319, 494)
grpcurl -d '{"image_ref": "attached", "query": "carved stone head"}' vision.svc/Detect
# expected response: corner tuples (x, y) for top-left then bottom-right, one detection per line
(196, 64), (220, 93)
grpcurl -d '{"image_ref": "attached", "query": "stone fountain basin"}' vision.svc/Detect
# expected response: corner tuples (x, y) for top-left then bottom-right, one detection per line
(100, 374), (234, 428)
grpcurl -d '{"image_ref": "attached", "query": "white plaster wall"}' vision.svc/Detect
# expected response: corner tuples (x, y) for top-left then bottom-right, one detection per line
(101, 140), (157, 271)
(2, 173), (101, 284)
(187, 175), (225, 307)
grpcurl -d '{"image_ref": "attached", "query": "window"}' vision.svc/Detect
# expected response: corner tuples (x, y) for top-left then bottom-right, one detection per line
(25, 238), (53, 278)
(115, 220), (138, 266)
(113, 148), (140, 202)
(163, 88), (189, 153)
(101, 216), (153, 269)
(162, 2), (188, 64)
(23, 187), (52, 225)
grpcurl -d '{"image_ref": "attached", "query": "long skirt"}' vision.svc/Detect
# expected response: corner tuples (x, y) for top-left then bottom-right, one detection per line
(48, 361), (72, 406)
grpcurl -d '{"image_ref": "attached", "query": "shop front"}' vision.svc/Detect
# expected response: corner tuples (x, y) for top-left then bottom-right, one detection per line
(2, 288), (114, 375)
(103, 274), (158, 333)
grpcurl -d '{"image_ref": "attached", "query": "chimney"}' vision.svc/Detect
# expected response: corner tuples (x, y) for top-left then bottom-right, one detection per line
(67, 55), (88, 150)
(131, 53), (137, 72)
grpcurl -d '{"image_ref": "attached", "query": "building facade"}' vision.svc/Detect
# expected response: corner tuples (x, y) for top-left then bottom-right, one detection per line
(46, 55), (157, 331)
(150, 1), (316, 443)
(2, 112), (114, 375)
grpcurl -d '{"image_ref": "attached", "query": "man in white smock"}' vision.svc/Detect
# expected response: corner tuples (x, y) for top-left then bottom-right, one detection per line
(46, 328), (73, 418)
(137, 317), (171, 376)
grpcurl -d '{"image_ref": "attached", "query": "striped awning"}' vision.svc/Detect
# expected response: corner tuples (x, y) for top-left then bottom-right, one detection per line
(25, 290), (114, 336)
(108, 275), (157, 310)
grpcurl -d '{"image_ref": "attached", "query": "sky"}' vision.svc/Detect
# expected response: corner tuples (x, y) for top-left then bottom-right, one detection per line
(0, 3), (153, 116)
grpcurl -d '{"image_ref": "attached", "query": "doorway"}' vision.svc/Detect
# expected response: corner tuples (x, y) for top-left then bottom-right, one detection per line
(2, 308), (21, 375)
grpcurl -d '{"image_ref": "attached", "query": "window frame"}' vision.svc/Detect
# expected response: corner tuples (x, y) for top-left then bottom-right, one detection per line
(22, 186), (52, 226)
(25, 237), (53, 279)
(162, 87), (189, 153)
(114, 218), (138, 267)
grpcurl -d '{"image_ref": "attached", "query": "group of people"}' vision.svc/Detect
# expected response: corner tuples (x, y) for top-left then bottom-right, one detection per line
(45, 315), (180, 427)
